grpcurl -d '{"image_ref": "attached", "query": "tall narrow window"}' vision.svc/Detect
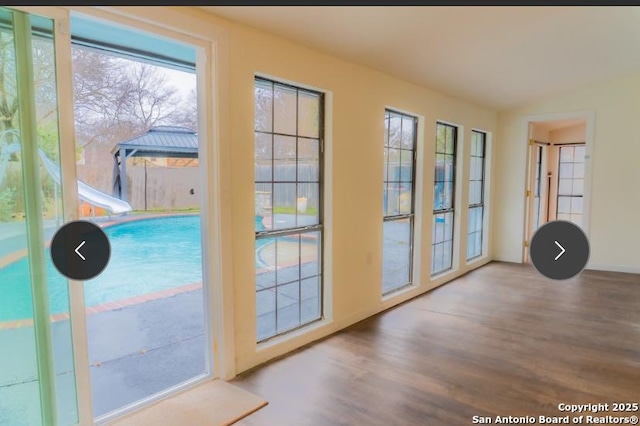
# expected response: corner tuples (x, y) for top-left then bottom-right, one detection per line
(382, 110), (417, 295)
(556, 144), (585, 228)
(254, 77), (323, 342)
(432, 122), (457, 275)
(467, 130), (486, 260)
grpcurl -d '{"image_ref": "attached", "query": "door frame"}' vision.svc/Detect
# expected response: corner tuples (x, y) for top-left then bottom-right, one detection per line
(521, 110), (595, 264)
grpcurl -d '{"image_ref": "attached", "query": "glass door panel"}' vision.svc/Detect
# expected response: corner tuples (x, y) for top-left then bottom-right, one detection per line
(0, 7), (78, 426)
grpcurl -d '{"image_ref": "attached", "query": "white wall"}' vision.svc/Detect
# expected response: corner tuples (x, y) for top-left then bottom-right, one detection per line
(494, 72), (640, 273)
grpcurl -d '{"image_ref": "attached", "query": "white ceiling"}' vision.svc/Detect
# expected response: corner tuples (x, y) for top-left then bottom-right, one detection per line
(200, 6), (640, 111)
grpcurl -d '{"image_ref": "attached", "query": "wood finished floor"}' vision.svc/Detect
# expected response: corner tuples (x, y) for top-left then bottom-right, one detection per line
(233, 262), (640, 426)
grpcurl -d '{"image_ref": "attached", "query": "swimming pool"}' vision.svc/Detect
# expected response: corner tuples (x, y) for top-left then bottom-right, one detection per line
(0, 215), (206, 322)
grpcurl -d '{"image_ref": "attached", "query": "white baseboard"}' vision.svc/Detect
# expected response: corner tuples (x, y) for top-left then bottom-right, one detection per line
(586, 263), (640, 274)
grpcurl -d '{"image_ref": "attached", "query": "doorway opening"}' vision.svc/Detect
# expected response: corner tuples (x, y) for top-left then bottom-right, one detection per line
(524, 116), (591, 263)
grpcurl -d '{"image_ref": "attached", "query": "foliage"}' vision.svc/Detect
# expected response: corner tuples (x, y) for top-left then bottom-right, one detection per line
(0, 187), (16, 222)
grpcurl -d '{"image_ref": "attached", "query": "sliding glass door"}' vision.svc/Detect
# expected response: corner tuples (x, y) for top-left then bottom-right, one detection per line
(1, 6), (216, 425)
(0, 7), (78, 425)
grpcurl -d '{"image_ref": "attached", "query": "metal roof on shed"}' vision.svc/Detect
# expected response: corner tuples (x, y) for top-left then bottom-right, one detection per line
(112, 126), (198, 157)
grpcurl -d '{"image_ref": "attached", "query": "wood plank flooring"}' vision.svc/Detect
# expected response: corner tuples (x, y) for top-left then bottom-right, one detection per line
(232, 262), (640, 425)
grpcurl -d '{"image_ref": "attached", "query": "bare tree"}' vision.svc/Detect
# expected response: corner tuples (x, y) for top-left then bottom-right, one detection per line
(72, 47), (197, 150)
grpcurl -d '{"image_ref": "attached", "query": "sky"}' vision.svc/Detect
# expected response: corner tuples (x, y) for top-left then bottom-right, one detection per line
(160, 67), (197, 99)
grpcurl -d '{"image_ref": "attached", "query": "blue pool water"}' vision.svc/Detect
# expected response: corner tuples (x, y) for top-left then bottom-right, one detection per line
(0, 215), (205, 322)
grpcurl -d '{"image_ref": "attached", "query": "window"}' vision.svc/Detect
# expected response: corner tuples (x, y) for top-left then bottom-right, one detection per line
(254, 77), (323, 342)
(432, 122), (457, 275)
(467, 130), (486, 260)
(556, 144), (585, 227)
(382, 110), (417, 294)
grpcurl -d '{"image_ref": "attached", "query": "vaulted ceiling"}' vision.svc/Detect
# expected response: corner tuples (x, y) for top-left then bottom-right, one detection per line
(201, 6), (640, 111)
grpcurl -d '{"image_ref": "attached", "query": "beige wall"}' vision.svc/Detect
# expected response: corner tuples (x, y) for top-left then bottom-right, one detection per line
(91, 6), (498, 375)
(494, 72), (640, 272)
(222, 10), (499, 373)
(550, 122), (586, 144)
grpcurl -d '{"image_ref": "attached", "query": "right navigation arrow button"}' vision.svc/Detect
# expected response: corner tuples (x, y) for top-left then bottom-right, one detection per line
(554, 240), (565, 261)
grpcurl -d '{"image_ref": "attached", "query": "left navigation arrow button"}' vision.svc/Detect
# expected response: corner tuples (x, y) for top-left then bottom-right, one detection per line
(75, 240), (86, 261)
(50, 220), (111, 280)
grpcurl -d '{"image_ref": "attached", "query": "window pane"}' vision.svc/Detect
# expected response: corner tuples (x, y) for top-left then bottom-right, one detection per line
(385, 183), (399, 216)
(254, 80), (273, 132)
(571, 197), (583, 214)
(560, 146), (574, 162)
(273, 84), (297, 135)
(300, 232), (321, 279)
(436, 125), (447, 152)
(401, 116), (414, 150)
(559, 163), (573, 178)
(444, 155), (455, 182)
(573, 162), (584, 179)
(475, 206), (483, 232)
(445, 126), (454, 154)
(300, 276), (320, 324)
(558, 178), (572, 195)
(388, 148), (400, 180)
(388, 114), (402, 148)
(273, 135), (296, 182)
(297, 183), (319, 226)
(467, 207), (477, 233)
(273, 183), (296, 230)
(572, 178), (584, 196)
(255, 132), (272, 182)
(382, 218), (412, 294)
(557, 196), (571, 214)
(399, 183), (412, 214)
(276, 282), (300, 333)
(276, 235), (300, 285)
(469, 181), (482, 205)
(400, 149), (413, 182)
(298, 91), (320, 138)
(256, 289), (276, 342)
(467, 233), (477, 259)
(255, 183), (272, 231)
(298, 138), (319, 182)
(435, 154), (445, 182)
